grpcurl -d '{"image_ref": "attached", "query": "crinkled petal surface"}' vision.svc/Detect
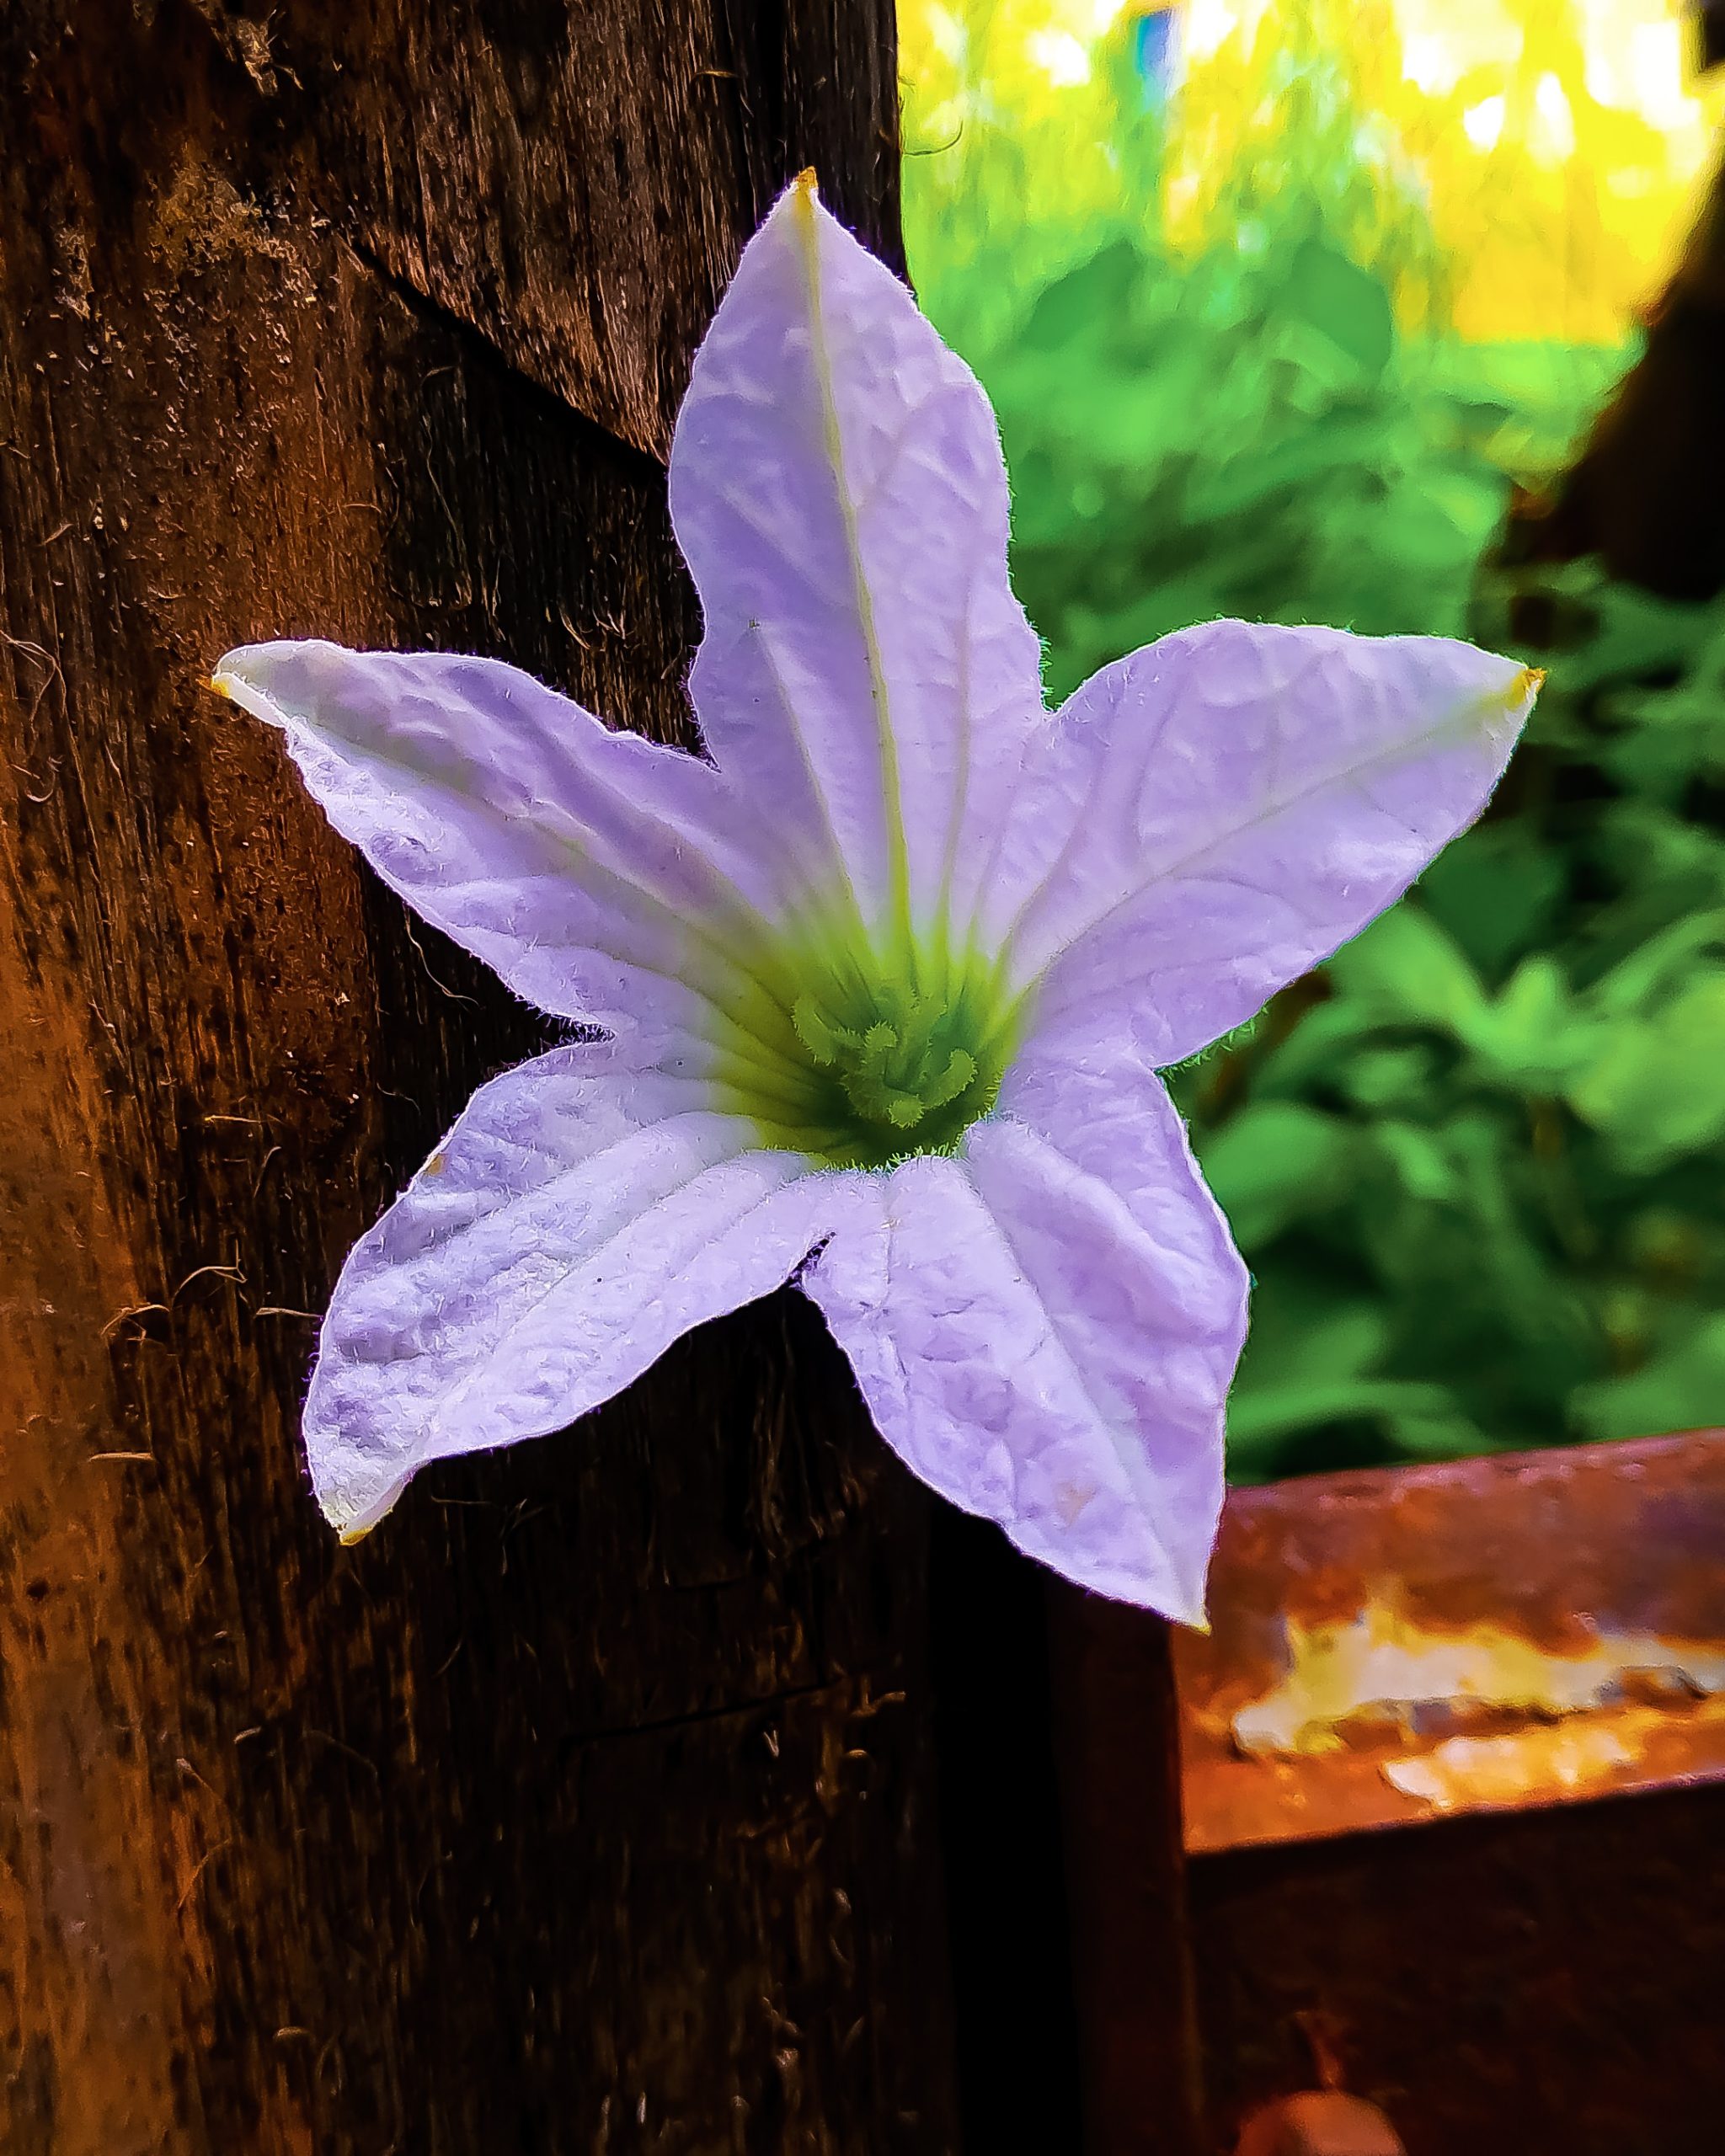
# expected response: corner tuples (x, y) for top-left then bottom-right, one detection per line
(669, 178), (1045, 930)
(214, 641), (791, 1039)
(307, 1038), (866, 1537)
(994, 622), (1539, 1066)
(803, 1049), (1247, 1620)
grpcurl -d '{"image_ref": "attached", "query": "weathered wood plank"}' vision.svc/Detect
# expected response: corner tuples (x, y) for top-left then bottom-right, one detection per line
(1, 4), (954, 2150)
(266, 0), (904, 456)
(1048, 1588), (1207, 2156)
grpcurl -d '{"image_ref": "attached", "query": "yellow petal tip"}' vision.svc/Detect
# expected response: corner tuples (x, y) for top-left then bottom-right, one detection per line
(337, 1521), (372, 1547)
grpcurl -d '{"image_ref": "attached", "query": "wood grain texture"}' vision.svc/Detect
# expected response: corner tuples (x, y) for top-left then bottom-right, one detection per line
(1, 3), (957, 2151)
(1192, 1783), (1725, 2156)
(284, 0), (905, 456)
(1047, 1588), (1207, 2156)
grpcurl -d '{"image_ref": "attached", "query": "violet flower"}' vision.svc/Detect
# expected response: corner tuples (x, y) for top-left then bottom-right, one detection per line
(215, 176), (1537, 1621)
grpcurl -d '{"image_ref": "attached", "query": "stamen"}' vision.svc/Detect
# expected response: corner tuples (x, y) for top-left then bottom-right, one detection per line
(713, 921), (1017, 1168)
(921, 1048), (976, 1112)
(792, 994), (859, 1066)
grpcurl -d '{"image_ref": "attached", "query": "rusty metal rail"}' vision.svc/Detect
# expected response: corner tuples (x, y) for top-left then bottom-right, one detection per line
(1178, 1431), (1725, 1854)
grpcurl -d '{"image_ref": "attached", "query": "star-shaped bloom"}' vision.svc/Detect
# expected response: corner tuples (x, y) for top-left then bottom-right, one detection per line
(215, 176), (1536, 1622)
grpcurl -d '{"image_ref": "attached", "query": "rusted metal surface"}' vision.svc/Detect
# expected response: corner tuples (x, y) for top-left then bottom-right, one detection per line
(1230, 2019), (1409, 2153)
(1177, 1431), (1725, 1854)
(1233, 2092), (1407, 2156)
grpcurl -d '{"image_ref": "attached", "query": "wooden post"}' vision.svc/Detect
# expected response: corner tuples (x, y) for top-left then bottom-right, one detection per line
(1, 5), (961, 2149)
(1047, 1588), (1209, 2156)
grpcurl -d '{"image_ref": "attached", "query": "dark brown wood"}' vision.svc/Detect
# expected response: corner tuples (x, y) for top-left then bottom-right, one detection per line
(1498, 139), (1725, 606)
(1192, 1782), (1725, 2156)
(293, 1), (901, 459)
(0, 5), (961, 2152)
(1047, 1586), (1208, 2156)
(928, 1509), (1087, 2152)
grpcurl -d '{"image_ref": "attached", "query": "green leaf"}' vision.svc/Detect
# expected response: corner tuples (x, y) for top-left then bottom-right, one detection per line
(1461, 956), (1600, 1090)
(1018, 238), (1145, 355)
(1197, 1102), (1355, 1251)
(1571, 1318), (1725, 1444)
(1281, 234), (1396, 376)
(1420, 827), (1563, 979)
(1328, 905), (1487, 1032)
(1568, 969), (1725, 1171)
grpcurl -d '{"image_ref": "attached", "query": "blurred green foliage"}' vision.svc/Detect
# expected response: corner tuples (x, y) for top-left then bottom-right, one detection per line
(906, 41), (1725, 1478)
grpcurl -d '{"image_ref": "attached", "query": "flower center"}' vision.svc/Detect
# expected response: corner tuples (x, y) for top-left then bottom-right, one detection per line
(708, 924), (1016, 1170)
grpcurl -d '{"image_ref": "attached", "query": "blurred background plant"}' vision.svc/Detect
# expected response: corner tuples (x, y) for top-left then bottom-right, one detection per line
(900, 0), (1725, 1478)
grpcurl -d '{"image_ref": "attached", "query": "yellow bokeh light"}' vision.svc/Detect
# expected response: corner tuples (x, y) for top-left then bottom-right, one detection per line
(900, 0), (1725, 343)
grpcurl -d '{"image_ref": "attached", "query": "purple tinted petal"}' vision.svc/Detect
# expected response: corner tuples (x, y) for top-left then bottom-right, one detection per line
(803, 1070), (1246, 1619)
(670, 177), (1044, 929)
(992, 622), (1538, 1066)
(215, 641), (792, 1036)
(306, 1038), (866, 1535)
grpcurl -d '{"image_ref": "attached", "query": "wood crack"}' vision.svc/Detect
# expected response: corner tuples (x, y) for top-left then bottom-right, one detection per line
(342, 233), (667, 474)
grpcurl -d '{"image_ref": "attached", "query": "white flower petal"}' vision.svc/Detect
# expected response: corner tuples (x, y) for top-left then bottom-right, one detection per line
(669, 177), (1045, 932)
(803, 1070), (1247, 1620)
(306, 1038), (864, 1536)
(991, 621), (1539, 1065)
(215, 640), (791, 1038)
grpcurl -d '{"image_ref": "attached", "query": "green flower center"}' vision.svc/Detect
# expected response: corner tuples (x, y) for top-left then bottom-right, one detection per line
(709, 919), (1017, 1170)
